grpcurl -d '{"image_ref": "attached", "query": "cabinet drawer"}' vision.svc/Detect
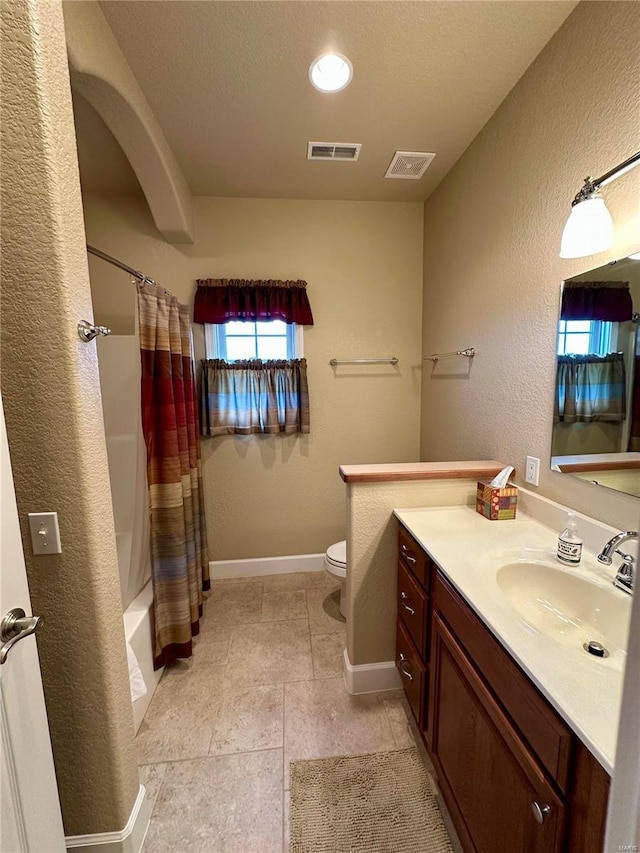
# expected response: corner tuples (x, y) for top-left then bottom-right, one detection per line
(396, 620), (426, 728)
(398, 524), (430, 589)
(433, 572), (572, 793)
(397, 559), (428, 659)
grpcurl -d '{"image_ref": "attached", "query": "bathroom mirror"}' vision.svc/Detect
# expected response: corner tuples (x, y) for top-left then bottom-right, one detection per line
(550, 252), (640, 498)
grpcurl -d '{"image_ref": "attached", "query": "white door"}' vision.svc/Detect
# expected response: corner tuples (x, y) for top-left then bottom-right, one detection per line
(0, 396), (65, 852)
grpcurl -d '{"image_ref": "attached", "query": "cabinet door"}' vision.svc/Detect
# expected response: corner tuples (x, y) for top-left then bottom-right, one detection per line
(430, 614), (565, 853)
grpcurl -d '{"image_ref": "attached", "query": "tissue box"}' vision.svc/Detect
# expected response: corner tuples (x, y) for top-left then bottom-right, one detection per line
(476, 481), (517, 521)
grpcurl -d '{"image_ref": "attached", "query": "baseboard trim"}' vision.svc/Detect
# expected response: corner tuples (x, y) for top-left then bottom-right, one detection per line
(342, 648), (402, 695)
(65, 784), (150, 853)
(209, 552), (325, 580)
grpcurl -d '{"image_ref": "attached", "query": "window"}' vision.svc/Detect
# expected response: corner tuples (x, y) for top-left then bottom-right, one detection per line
(557, 320), (616, 356)
(205, 320), (303, 361)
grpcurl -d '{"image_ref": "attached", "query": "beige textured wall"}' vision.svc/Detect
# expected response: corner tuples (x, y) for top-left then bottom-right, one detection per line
(1, 0), (139, 836)
(420, 1), (640, 532)
(347, 478), (479, 665)
(82, 194), (424, 559)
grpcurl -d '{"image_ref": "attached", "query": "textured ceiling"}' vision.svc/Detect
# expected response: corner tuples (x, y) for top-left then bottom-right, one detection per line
(88, 0), (577, 201)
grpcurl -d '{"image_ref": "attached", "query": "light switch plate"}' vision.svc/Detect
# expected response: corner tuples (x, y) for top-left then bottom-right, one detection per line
(525, 456), (540, 486)
(28, 512), (62, 555)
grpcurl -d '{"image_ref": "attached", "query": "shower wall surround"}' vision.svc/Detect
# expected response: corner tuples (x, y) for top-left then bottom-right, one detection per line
(96, 334), (151, 610)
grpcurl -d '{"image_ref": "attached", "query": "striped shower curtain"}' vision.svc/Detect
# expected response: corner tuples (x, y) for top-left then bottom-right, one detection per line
(137, 282), (209, 669)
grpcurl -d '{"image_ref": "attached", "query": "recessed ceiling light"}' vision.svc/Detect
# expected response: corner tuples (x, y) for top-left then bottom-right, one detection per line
(309, 53), (353, 93)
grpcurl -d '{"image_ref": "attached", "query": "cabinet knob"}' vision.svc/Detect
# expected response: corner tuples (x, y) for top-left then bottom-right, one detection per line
(401, 545), (417, 565)
(531, 802), (552, 825)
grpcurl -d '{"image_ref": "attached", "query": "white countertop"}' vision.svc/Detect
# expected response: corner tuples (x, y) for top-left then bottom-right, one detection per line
(394, 504), (629, 774)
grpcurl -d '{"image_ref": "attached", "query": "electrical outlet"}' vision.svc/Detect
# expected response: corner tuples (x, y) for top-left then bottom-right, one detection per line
(525, 456), (540, 486)
(28, 512), (62, 555)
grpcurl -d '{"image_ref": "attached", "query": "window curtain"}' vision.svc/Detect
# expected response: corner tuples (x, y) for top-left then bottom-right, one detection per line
(194, 279), (314, 325)
(554, 353), (626, 424)
(561, 281), (632, 321)
(200, 358), (310, 435)
(137, 281), (209, 670)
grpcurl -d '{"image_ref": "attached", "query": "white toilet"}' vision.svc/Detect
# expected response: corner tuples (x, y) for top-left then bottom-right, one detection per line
(324, 539), (347, 618)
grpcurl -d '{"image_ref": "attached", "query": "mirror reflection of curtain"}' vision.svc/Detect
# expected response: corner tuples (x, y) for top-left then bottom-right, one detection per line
(629, 350), (640, 451)
(561, 281), (633, 321)
(556, 280), (633, 439)
(554, 354), (626, 424)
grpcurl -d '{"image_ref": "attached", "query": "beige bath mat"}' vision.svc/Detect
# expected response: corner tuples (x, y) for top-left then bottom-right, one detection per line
(289, 747), (454, 853)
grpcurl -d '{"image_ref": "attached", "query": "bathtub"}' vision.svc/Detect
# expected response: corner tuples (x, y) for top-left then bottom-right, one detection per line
(123, 581), (164, 733)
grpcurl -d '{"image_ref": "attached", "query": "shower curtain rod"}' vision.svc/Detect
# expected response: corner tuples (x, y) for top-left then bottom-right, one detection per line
(86, 244), (157, 286)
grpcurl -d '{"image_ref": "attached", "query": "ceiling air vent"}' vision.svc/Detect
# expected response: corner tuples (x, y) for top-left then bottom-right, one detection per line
(307, 142), (362, 161)
(385, 151), (436, 180)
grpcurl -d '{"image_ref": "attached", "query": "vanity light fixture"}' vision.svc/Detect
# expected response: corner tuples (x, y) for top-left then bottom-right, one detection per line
(560, 150), (640, 259)
(309, 53), (353, 93)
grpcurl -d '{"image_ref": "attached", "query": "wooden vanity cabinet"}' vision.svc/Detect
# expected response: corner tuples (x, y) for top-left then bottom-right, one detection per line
(395, 521), (611, 853)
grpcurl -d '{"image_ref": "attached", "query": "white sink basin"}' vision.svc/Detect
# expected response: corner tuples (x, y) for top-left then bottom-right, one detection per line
(496, 562), (631, 657)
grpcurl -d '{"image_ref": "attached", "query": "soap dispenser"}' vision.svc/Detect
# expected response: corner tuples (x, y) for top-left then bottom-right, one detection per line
(557, 512), (582, 565)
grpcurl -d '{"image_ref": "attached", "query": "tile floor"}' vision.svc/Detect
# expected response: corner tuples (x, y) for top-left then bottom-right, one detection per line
(137, 570), (456, 852)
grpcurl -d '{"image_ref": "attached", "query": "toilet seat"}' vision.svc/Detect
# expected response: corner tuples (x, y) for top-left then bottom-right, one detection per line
(324, 540), (347, 578)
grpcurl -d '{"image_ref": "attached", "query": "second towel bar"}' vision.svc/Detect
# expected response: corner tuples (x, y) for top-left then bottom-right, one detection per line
(330, 357), (399, 366)
(425, 348), (475, 362)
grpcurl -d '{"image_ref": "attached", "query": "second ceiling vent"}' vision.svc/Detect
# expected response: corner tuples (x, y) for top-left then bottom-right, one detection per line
(385, 151), (436, 179)
(307, 142), (362, 161)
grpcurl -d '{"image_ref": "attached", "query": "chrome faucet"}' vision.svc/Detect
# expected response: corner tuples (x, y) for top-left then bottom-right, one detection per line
(597, 531), (638, 595)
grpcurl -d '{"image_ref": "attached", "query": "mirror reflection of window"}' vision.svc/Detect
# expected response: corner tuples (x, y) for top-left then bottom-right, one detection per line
(556, 320), (616, 356)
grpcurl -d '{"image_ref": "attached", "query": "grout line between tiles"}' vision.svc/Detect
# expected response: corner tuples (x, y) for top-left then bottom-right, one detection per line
(281, 717), (286, 853)
(309, 635), (317, 681)
(139, 746), (284, 769)
(138, 751), (213, 768)
(282, 613), (294, 847)
(140, 765), (166, 840)
(210, 743), (286, 761)
(381, 695), (402, 750)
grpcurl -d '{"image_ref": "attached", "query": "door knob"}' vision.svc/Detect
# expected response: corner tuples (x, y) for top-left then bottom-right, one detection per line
(0, 607), (44, 665)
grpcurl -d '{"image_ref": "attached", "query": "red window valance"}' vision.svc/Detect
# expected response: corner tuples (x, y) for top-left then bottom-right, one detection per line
(561, 281), (632, 322)
(194, 278), (314, 325)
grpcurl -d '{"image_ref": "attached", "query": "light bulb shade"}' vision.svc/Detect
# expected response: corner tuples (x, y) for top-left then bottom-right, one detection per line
(560, 196), (614, 259)
(309, 53), (353, 93)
